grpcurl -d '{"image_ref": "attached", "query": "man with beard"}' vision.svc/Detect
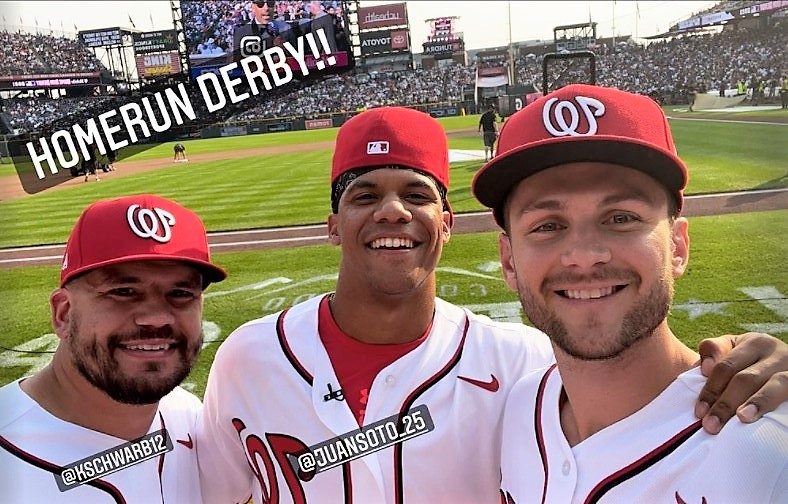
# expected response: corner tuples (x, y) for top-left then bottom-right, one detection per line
(0, 194), (226, 502)
(197, 106), (788, 504)
(472, 84), (788, 503)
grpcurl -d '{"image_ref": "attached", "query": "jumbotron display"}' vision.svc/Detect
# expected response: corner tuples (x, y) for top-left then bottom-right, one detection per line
(182, 0), (354, 79)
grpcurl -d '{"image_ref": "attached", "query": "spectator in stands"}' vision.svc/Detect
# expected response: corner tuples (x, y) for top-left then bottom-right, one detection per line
(306, 1), (337, 53)
(232, 0), (274, 62)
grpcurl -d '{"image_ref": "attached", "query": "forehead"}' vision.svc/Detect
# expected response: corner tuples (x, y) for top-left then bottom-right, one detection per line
(508, 162), (669, 207)
(346, 168), (441, 192)
(85, 261), (202, 285)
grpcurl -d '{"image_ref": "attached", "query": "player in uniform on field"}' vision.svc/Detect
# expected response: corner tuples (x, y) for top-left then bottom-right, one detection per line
(0, 195), (226, 503)
(197, 107), (788, 503)
(471, 84), (788, 503)
(173, 142), (188, 162)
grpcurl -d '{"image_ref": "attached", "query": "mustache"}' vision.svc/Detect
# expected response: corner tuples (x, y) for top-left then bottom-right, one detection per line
(107, 326), (185, 346)
(543, 267), (639, 289)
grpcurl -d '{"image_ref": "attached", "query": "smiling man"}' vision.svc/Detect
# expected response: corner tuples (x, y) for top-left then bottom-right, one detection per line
(198, 106), (788, 504)
(0, 194), (225, 503)
(472, 84), (788, 503)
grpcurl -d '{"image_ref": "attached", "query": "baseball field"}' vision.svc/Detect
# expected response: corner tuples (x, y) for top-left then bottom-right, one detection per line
(0, 107), (786, 395)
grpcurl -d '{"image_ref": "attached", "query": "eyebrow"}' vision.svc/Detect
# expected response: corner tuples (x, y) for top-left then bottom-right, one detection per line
(95, 271), (202, 288)
(346, 178), (438, 192)
(518, 189), (659, 214)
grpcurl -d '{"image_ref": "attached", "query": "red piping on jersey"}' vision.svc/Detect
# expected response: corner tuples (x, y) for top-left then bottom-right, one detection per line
(534, 364), (558, 504)
(157, 413), (167, 504)
(393, 311), (470, 504)
(277, 302), (353, 504)
(0, 434), (128, 503)
(582, 419), (703, 503)
(342, 462), (353, 504)
(277, 307), (314, 385)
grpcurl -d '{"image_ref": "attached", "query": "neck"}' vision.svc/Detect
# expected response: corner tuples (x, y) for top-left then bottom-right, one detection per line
(556, 323), (699, 446)
(21, 355), (159, 441)
(331, 281), (436, 344)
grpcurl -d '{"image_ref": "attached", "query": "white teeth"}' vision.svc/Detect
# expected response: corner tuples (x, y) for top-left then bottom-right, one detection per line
(565, 287), (615, 299)
(124, 344), (171, 351)
(371, 237), (414, 249)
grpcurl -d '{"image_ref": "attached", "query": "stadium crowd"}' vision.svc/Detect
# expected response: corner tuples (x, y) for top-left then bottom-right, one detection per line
(0, 31), (102, 75)
(1, 19), (785, 133)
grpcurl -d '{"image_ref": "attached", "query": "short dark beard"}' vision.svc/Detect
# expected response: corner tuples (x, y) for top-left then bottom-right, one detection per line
(68, 316), (202, 405)
(518, 268), (673, 361)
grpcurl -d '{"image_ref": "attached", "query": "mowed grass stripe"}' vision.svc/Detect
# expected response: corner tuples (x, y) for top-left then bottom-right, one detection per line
(0, 114), (785, 248)
(1, 210), (785, 389)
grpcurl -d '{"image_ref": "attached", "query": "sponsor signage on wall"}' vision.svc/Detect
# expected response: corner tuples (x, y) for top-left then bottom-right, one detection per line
(422, 40), (463, 59)
(305, 118), (333, 130)
(358, 3), (408, 30)
(132, 30), (179, 55)
(135, 52), (182, 78)
(360, 29), (410, 55)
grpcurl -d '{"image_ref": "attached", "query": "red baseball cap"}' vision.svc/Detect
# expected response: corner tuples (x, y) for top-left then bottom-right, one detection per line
(60, 194), (227, 287)
(472, 84), (688, 227)
(331, 106), (454, 225)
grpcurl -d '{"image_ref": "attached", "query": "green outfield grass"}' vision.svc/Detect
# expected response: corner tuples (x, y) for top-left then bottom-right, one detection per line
(0, 210), (785, 392)
(0, 111), (785, 249)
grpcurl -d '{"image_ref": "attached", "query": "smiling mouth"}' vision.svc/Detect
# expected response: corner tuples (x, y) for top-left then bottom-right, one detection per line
(369, 237), (416, 250)
(119, 343), (176, 351)
(558, 285), (627, 300)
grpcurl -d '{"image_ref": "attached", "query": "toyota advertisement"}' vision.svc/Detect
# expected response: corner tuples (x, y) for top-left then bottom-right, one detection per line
(360, 29), (410, 56)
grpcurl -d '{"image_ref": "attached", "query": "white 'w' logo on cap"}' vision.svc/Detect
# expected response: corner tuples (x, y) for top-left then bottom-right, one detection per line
(542, 96), (605, 137)
(126, 205), (176, 243)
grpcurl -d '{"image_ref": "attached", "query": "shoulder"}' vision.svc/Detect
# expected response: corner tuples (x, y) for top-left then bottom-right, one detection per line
(159, 386), (203, 413)
(435, 298), (554, 366)
(213, 294), (325, 362)
(0, 380), (35, 431)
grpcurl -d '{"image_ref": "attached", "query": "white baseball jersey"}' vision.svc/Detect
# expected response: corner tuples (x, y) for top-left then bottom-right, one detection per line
(500, 365), (788, 504)
(197, 294), (555, 504)
(0, 380), (204, 503)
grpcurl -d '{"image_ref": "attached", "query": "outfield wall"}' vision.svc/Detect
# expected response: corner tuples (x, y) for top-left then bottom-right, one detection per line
(199, 102), (465, 139)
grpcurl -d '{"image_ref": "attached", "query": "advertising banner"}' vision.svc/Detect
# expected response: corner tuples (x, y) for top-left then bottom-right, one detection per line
(132, 30), (179, 55)
(358, 3), (408, 30)
(135, 52), (182, 78)
(360, 29), (410, 55)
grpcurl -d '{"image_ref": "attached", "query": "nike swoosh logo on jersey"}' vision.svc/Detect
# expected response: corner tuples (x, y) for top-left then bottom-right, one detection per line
(675, 491), (708, 504)
(177, 434), (194, 449)
(458, 374), (499, 392)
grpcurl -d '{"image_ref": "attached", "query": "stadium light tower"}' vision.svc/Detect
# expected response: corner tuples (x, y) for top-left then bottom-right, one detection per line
(508, 1), (515, 85)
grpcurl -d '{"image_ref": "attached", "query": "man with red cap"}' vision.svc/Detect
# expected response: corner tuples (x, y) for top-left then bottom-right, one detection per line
(199, 106), (787, 503)
(472, 84), (788, 502)
(0, 194), (226, 503)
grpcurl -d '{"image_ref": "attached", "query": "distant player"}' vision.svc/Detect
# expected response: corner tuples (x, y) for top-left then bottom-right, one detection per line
(0, 194), (226, 502)
(174, 142), (188, 162)
(478, 103), (498, 161)
(472, 84), (788, 503)
(196, 106), (788, 504)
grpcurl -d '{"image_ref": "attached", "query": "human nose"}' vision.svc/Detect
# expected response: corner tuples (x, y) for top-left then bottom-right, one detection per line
(374, 195), (412, 223)
(134, 295), (176, 328)
(560, 227), (611, 269)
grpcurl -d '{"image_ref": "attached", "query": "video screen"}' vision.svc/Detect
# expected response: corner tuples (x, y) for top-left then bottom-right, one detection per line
(182, 0), (354, 79)
(541, 51), (596, 93)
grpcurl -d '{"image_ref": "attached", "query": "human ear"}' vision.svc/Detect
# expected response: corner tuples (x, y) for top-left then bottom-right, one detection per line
(327, 214), (341, 245)
(671, 217), (690, 278)
(498, 233), (518, 292)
